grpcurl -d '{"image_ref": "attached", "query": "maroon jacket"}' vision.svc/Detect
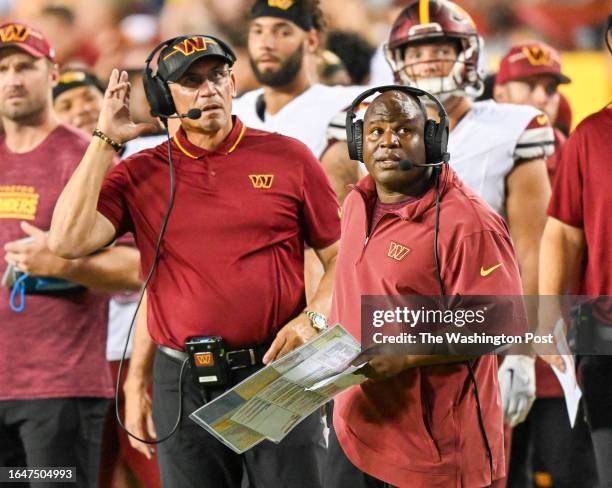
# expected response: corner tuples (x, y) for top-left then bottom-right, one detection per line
(330, 166), (524, 487)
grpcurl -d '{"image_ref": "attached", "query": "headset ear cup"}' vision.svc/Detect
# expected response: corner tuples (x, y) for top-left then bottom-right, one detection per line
(437, 117), (449, 161)
(353, 119), (364, 162)
(144, 75), (176, 118)
(142, 67), (159, 116)
(346, 118), (360, 161)
(424, 119), (438, 164)
(156, 77), (176, 117)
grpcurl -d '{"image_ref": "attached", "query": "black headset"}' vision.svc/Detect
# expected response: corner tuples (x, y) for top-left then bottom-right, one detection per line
(142, 35), (237, 119)
(345, 84), (450, 165)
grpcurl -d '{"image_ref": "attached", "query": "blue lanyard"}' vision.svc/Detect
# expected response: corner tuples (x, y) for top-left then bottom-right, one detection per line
(9, 273), (28, 313)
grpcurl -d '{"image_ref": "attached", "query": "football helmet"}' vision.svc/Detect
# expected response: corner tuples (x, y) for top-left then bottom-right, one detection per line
(384, 0), (483, 98)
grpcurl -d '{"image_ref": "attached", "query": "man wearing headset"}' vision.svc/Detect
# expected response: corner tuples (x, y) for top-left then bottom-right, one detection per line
(326, 0), (555, 434)
(325, 87), (524, 487)
(48, 34), (339, 488)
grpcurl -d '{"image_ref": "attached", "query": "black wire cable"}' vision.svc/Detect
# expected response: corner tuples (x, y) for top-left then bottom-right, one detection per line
(114, 122), (186, 445)
(433, 165), (493, 484)
(467, 360), (494, 483)
(433, 167), (446, 297)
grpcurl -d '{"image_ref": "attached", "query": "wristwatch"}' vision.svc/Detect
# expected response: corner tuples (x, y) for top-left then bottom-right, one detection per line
(304, 310), (328, 332)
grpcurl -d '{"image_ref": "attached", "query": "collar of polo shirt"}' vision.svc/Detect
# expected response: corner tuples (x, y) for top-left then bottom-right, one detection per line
(173, 115), (247, 159)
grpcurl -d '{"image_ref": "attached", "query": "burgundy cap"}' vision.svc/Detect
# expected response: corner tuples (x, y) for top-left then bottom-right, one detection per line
(0, 22), (56, 62)
(496, 41), (570, 85)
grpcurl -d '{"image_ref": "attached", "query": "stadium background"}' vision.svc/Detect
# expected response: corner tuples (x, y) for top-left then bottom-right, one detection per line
(0, 0), (609, 129)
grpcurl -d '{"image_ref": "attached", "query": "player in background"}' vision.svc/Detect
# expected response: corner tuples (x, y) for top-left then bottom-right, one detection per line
(493, 41), (570, 183)
(234, 0), (366, 202)
(493, 41), (598, 488)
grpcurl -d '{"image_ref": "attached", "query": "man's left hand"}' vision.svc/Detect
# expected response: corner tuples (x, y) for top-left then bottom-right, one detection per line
(263, 315), (318, 364)
(355, 354), (410, 381)
(4, 222), (72, 277)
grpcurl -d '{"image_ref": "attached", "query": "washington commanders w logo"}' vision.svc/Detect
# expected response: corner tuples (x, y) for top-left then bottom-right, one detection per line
(164, 37), (218, 60)
(0, 24), (30, 43)
(268, 0), (295, 10)
(522, 46), (553, 66)
(194, 352), (214, 366)
(249, 175), (274, 189)
(387, 241), (411, 261)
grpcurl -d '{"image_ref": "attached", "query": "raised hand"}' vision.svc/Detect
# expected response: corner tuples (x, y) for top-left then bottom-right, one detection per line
(96, 69), (158, 144)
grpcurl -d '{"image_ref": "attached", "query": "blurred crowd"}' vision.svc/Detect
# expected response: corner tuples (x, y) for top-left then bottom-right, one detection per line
(0, 0), (609, 98)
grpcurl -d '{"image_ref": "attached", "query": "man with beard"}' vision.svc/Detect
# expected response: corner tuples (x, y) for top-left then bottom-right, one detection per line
(0, 22), (142, 487)
(233, 0), (365, 202)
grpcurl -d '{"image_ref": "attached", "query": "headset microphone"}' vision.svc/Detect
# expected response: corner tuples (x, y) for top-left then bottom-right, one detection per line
(164, 108), (202, 120)
(399, 159), (447, 171)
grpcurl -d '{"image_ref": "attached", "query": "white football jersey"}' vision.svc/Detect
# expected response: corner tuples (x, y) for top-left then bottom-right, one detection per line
(232, 83), (366, 158)
(448, 100), (552, 215)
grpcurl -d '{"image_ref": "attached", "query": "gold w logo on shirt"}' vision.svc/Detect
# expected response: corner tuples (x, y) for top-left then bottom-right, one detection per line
(387, 241), (411, 261)
(164, 37), (217, 59)
(249, 175), (274, 189)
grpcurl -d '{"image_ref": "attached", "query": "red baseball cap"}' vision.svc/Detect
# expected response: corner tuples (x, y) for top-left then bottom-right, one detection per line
(496, 41), (570, 85)
(0, 22), (56, 62)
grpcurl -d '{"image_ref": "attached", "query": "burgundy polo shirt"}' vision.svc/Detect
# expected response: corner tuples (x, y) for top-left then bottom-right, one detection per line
(330, 166), (524, 487)
(97, 116), (340, 349)
(548, 108), (612, 322)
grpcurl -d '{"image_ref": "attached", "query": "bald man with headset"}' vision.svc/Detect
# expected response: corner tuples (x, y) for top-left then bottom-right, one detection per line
(326, 86), (524, 488)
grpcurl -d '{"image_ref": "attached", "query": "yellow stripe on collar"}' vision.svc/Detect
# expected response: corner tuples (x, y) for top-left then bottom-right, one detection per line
(227, 123), (246, 154)
(173, 133), (198, 159)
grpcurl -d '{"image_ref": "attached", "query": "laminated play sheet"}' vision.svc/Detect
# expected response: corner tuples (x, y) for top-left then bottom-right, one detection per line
(189, 324), (367, 453)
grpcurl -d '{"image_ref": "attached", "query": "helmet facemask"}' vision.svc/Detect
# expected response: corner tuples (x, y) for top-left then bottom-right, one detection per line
(385, 34), (484, 101)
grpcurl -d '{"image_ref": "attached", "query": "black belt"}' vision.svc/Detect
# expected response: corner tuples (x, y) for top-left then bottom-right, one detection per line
(158, 343), (269, 370)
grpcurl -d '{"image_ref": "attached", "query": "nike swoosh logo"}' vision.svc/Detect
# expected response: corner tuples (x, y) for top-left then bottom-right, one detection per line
(480, 263), (502, 277)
